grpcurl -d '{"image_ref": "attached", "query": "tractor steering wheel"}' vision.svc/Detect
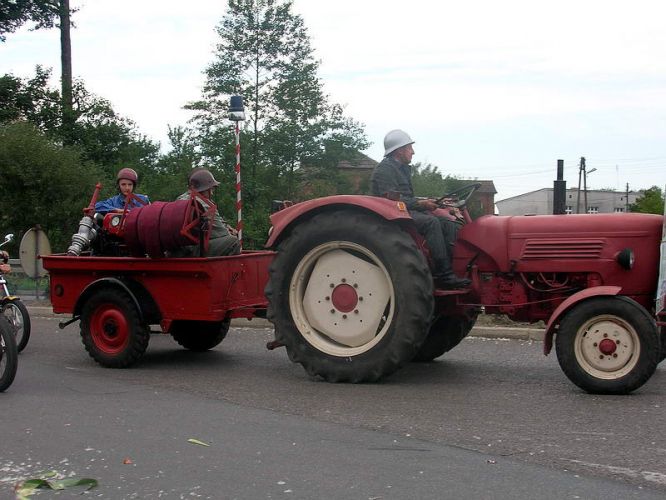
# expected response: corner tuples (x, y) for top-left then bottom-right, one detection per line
(435, 182), (482, 209)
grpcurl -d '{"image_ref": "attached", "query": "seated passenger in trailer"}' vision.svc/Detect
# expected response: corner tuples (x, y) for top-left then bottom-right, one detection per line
(95, 168), (150, 214)
(169, 168), (240, 257)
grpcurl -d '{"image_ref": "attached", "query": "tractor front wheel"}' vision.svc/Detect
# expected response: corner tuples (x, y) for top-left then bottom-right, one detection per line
(266, 210), (433, 383)
(80, 288), (150, 368)
(555, 297), (659, 394)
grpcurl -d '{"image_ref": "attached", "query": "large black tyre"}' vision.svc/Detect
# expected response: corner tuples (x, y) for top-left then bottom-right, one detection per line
(170, 319), (230, 351)
(555, 296), (659, 394)
(266, 210), (434, 383)
(80, 288), (150, 368)
(412, 315), (476, 362)
(2, 298), (31, 352)
(0, 317), (18, 392)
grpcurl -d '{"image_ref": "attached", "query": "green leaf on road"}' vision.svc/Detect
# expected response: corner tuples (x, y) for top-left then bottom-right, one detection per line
(15, 475), (98, 499)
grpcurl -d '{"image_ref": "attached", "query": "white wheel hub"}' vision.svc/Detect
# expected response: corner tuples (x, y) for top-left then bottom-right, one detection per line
(289, 243), (394, 356)
(575, 315), (639, 379)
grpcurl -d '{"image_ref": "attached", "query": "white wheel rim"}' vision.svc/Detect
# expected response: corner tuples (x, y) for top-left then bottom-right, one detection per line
(289, 241), (395, 357)
(3, 304), (24, 338)
(574, 314), (640, 379)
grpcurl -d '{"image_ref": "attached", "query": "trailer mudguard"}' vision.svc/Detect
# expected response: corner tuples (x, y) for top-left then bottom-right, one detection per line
(543, 286), (621, 355)
(265, 195), (413, 248)
(73, 277), (160, 324)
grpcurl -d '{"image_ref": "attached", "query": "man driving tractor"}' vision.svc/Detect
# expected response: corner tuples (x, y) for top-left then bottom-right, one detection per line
(370, 129), (470, 289)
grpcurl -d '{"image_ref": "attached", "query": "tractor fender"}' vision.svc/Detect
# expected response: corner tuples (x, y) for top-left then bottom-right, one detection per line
(73, 277), (161, 324)
(543, 286), (621, 355)
(265, 195), (413, 248)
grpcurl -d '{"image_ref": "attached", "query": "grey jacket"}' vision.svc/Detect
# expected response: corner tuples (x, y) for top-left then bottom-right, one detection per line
(369, 156), (419, 210)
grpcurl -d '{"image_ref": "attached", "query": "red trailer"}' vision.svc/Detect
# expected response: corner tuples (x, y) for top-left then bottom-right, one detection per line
(43, 184), (666, 394)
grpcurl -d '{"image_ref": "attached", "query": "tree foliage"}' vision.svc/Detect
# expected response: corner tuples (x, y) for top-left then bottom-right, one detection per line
(630, 186), (665, 215)
(411, 162), (485, 219)
(0, 67), (159, 179)
(0, 122), (103, 251)
(186, 0), (368, 244)
(0, 0), (59, 42)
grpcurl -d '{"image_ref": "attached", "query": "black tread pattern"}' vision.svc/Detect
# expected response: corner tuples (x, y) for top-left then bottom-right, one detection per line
(80, 288), (150, 368)
(412, 315), (476, 362)
(266, 210), (433, 383)
(0, 317), (18, 391)
(170, 319), (230, 351)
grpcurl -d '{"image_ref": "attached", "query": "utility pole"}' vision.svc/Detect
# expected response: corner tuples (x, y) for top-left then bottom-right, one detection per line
(576, 157), (584, 213)
(576, 157), (587, 213)
(626, 183), (630, 212)
(583, 158), (589, 213)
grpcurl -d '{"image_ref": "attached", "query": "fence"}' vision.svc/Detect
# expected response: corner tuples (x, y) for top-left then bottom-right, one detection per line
(4, 259), (49, 300)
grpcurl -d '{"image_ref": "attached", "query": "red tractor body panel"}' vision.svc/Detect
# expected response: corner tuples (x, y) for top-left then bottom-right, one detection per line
(266, 195), (413, 248)
(453, 213), (662, 321)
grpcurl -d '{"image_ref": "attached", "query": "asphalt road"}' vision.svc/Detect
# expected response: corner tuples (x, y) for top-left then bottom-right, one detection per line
(1, 314), (665, 499)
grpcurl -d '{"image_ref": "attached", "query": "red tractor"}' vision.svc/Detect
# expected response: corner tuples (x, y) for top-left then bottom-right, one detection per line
(43, 184), (666, 394)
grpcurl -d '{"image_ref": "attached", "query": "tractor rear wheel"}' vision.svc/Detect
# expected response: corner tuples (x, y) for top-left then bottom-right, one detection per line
(412, 315), (476, 362)
(266, 210), (433, 382)
(170, 319), (230, 351)
(555, 296), (659, 394)
(80, 288), (150, 368)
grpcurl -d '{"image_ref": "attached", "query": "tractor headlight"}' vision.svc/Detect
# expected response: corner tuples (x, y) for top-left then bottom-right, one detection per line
(616, 248), (634, 270)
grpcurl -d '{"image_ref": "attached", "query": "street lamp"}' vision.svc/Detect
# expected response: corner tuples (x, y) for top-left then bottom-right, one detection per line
(228, 96), (245, 249)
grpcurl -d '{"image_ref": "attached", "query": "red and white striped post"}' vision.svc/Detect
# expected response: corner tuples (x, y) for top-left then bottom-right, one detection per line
(229, 96), (246, 249)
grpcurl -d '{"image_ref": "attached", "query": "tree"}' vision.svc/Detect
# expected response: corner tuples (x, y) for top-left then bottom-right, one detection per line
(0, 68), (160, 180)
(0, 0), (58, 42)
(0, 122), (104, 251)
(1, 0), (75, 141)
(630, 186), (665, 215)
(186, 0), (368, 245)
(411, 163), (485, 219)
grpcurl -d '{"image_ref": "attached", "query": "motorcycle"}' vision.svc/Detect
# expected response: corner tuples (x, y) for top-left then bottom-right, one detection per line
(0, 234), (31, 352)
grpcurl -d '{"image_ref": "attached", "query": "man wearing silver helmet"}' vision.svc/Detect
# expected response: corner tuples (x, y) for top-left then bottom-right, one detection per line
(370, 130), (470, 289)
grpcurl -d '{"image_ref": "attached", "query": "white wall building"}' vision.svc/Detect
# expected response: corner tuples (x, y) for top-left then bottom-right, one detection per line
(496, 188), (639, 216)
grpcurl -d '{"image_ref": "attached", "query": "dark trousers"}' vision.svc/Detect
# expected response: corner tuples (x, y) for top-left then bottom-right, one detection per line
(410, 210), (460, 275)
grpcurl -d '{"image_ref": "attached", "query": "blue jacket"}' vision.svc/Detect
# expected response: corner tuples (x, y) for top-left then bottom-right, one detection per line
(95, 193), (150, 214)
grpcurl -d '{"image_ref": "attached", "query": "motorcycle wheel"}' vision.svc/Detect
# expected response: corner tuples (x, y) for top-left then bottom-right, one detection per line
(2, 299), (31, 352)
(0, 317), (18, 392)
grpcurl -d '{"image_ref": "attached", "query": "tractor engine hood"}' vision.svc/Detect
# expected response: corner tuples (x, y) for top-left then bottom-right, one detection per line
(455, 213), (663, 287)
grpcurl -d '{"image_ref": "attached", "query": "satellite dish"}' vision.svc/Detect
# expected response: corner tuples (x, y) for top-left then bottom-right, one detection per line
(19, 226), (52, 279)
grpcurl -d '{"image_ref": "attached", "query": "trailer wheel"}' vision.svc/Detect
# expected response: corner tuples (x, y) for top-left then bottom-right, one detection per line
(555, 297), (659, 394)
(80, 288), (150, 368)
(412, 315), (476, 362)
(266, 210), (433, 382)
(170, 319), (230, 351)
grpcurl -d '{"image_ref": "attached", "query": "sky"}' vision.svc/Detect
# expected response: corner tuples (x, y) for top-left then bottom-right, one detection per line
(1, 0), (665, 202)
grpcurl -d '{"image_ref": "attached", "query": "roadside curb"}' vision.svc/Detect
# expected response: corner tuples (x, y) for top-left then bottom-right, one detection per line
(26, 305), (545, 341)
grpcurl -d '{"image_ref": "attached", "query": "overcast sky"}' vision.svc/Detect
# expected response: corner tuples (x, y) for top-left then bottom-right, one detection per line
(2, 0), (665, 202)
